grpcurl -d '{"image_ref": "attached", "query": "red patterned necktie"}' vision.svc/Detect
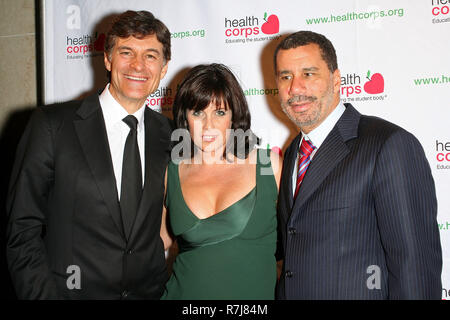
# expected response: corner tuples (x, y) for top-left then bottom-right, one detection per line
(293, 138), (316, 199)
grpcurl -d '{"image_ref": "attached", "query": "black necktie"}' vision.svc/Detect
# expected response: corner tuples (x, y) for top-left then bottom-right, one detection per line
(120, 115), (142, 239)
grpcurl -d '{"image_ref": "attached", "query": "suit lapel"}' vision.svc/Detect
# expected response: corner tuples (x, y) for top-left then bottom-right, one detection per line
(282, 134), (301, 212)
(74, 94), (125, 239)
(291, 104), (360, 215)
(128, 107), (170, 242)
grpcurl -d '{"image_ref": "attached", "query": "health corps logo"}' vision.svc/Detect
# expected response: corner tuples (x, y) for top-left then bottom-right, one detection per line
(66, 32), (105, 56)
(341, 70), (387, 103)
(224, 12), (280, 42)
(145, 87), (173, 113)
(65, 4), (105, 59)
(436, 140), (450, 170)
(431, 0), (450, 23)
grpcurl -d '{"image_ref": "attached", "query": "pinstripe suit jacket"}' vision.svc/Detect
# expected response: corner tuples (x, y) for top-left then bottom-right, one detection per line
(277, 104), (442, 299)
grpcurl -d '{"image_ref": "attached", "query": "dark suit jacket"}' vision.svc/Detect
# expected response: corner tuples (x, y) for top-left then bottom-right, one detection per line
(277, 104), (442, 299)
(6, 94), (172, 299)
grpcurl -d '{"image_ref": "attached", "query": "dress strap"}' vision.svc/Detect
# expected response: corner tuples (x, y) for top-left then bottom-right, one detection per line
(256, 148), (278, 200)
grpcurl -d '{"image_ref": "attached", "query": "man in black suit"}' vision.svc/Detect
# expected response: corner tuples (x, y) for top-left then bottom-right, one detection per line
(6, 10), (172, 299)
(275, 31), (442, 299)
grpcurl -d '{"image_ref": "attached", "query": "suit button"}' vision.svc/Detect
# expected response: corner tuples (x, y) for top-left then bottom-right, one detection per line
(288, 227), (296, 235)
(121, 290), (129, 299)
(127, 249), (133, 255)
(285, 270), (293, 278)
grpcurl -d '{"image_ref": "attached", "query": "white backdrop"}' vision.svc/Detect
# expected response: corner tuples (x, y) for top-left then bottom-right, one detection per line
(42, 0), (450, 299)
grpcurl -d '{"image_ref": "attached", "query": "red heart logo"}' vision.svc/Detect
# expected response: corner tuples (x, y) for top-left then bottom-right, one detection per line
(364, 73), (384, 94)
(261, 15), (279, 35)
(94, 33), (106, 51)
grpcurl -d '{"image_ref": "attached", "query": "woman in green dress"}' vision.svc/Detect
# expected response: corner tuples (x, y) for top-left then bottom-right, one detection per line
(160, 63), (282, 300)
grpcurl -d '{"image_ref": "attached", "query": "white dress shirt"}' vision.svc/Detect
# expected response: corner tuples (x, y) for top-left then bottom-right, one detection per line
(99, 84), (146, 199)
(292, 102), (346, 196)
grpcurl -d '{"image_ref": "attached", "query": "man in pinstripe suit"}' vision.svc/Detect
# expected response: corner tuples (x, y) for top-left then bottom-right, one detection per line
(275, 31), (442, 299)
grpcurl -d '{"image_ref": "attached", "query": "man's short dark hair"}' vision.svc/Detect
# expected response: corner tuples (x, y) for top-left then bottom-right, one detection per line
(173, 63), (258, 159)
(105, 10), (171, 63)
(274, 31), (338, 74)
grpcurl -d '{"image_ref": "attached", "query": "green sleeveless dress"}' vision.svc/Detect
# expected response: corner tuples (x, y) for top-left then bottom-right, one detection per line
(161, 149), (278, 300)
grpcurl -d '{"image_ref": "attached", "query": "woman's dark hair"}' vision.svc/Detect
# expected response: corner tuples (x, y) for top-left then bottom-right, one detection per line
(105, 10), (171, 64)
(173, 63), (258, 159)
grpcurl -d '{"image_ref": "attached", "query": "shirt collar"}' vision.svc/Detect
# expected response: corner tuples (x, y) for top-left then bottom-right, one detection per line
(99, 83), (146, 130)
(302, 101), (346, 149)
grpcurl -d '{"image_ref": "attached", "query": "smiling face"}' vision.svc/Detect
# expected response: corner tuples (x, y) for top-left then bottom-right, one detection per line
(276, 43), (341, 133)
(104, 34), (168, 113)
(186, 100), (232, 156)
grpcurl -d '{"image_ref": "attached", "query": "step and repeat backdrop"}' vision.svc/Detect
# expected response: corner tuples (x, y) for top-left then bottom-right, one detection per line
(42, 0), (450, 299)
